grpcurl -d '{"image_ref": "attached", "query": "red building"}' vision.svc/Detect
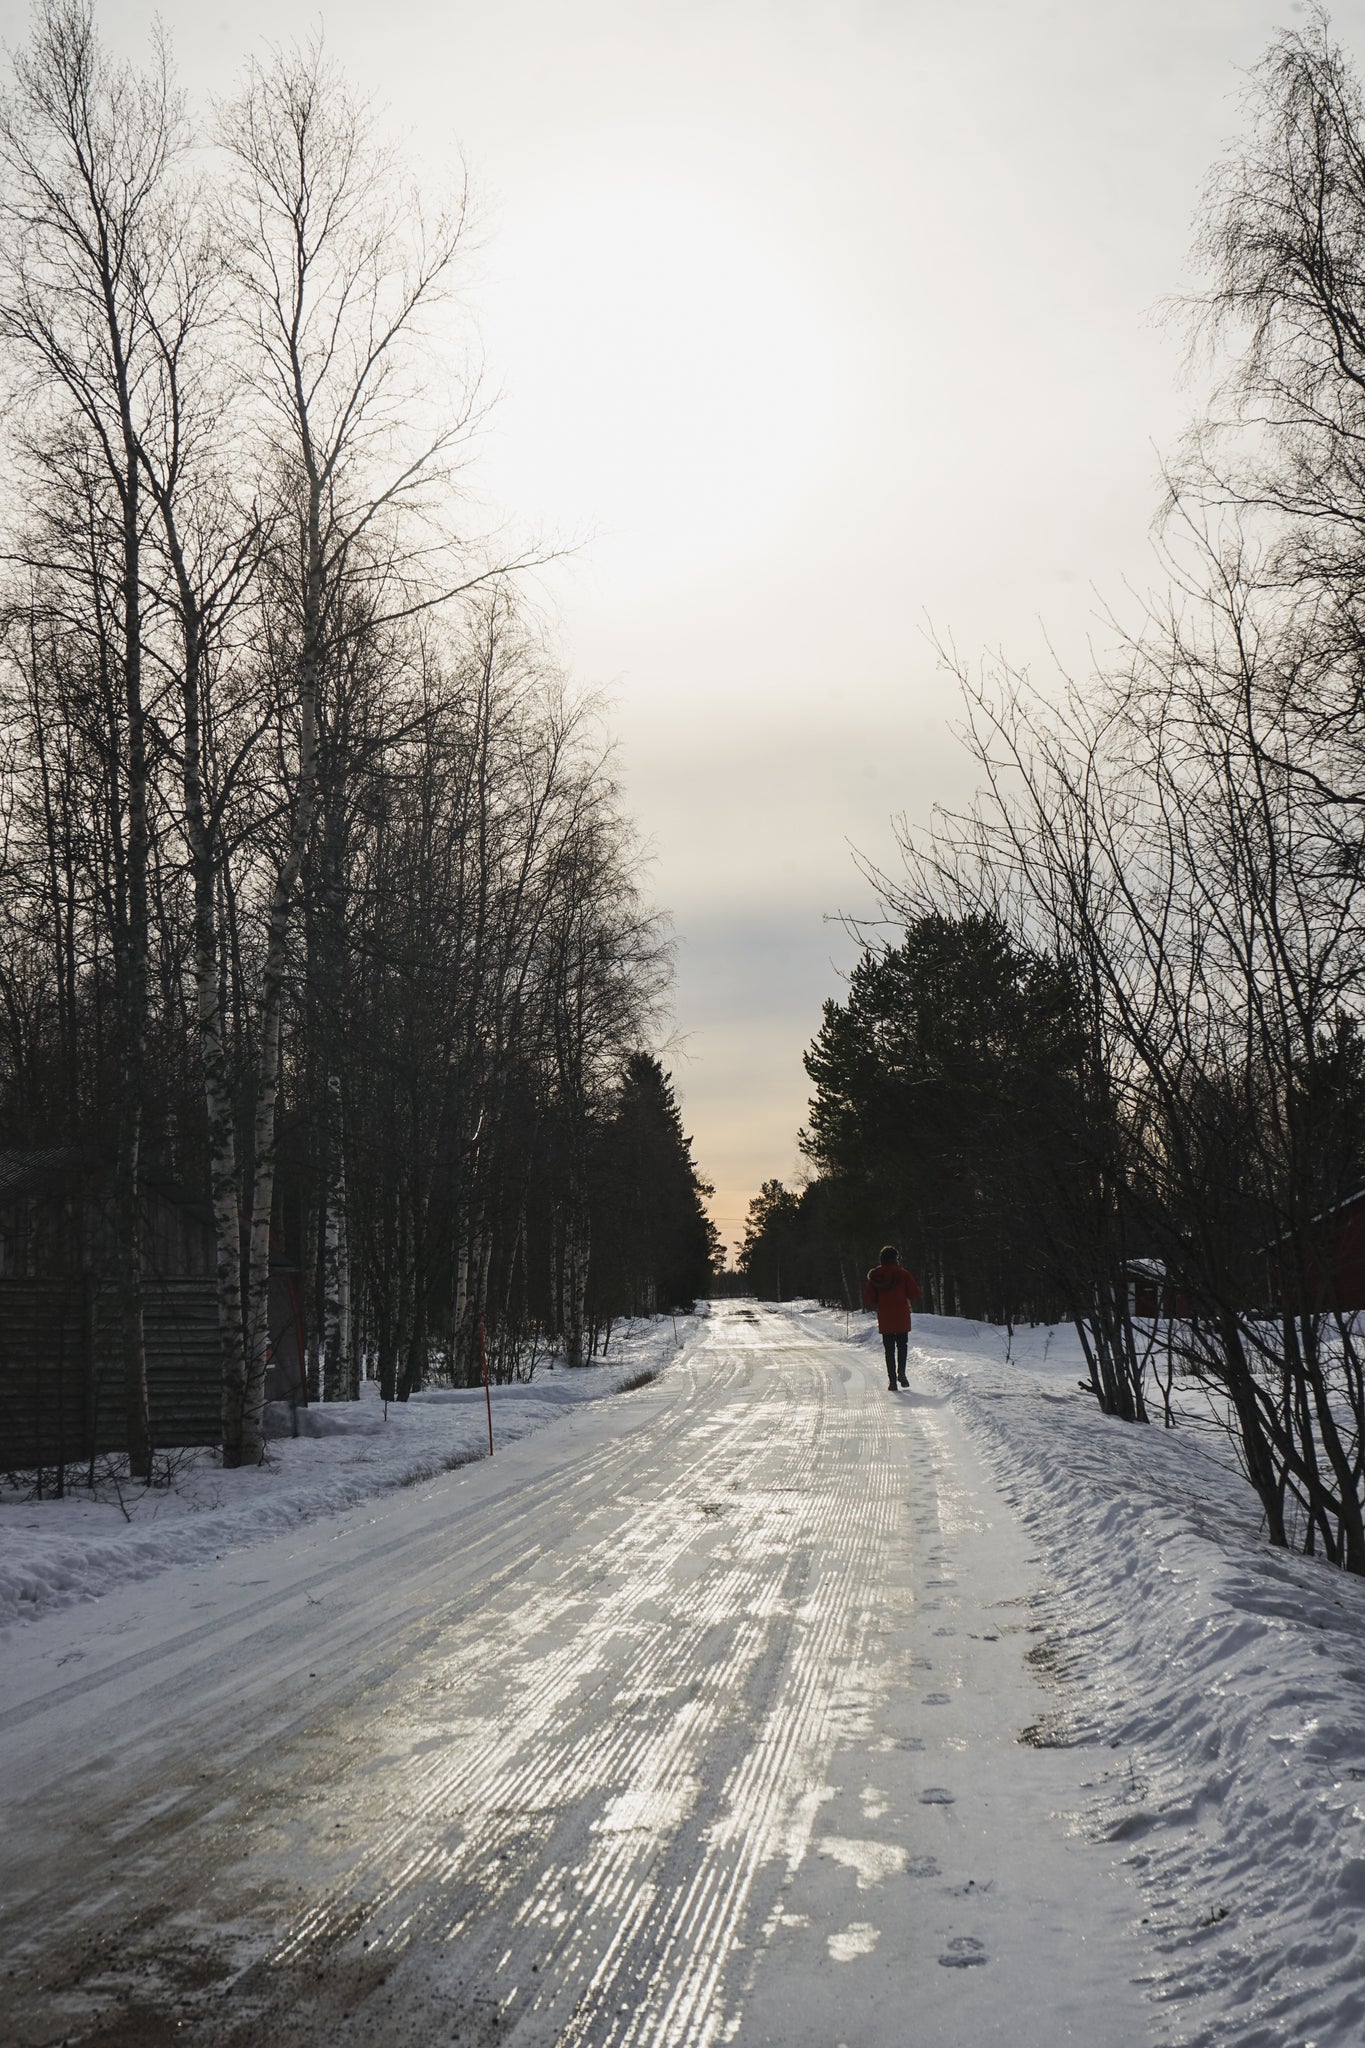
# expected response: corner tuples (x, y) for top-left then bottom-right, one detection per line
(1266, 1189), (1365, 1313)
(1124, 1259), (1192, 1319)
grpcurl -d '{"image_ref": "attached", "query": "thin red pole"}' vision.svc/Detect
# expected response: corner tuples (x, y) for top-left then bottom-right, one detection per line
(479, 1316), (494, 1458)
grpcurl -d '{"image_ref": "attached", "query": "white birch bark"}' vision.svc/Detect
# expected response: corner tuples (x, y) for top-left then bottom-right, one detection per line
(323, 1073), (350, 1398)
(240, 663), (319, 1462)
(561, 1189), (589, 1369)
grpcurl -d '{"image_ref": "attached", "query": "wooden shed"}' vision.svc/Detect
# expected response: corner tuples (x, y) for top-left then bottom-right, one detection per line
(1124, 1258), (1192, 1320)
(0, 1149), (221, 1469)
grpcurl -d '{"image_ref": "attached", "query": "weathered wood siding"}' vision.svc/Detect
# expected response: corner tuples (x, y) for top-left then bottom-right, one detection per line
(0, 1278), (220, 1468)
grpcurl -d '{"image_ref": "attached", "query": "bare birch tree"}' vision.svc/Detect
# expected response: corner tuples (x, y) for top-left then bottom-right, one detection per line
(0, 0), (185, 1475)
(0, 7), (691, 1480)
(215, 38), (479, 1461)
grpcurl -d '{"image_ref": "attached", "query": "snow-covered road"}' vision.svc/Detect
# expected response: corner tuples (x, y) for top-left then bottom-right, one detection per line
(1, 1303), (1148, 2046)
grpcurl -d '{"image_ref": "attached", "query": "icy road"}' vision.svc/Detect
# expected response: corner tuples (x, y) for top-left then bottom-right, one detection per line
(0, 1303), (1148, 2046)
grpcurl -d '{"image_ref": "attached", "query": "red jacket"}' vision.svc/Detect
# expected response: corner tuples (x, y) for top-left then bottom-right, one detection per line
(862, 1261), (921, 1334)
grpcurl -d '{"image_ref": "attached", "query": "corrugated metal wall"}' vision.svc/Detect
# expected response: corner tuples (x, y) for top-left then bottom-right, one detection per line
(0, 1278), (220, 1468)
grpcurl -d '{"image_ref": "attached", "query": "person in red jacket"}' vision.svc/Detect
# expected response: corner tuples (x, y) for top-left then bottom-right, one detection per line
(862, 1244), (922, 1390)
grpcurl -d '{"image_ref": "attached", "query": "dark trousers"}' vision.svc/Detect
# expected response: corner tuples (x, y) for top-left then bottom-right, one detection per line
(882, 1331), (908, 1382)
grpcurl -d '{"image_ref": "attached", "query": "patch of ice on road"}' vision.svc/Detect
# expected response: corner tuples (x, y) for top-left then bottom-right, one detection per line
(816, 1835), (907, 1888)
(827, 1921), (880, 1961)
(595, 1776), (699, 1837)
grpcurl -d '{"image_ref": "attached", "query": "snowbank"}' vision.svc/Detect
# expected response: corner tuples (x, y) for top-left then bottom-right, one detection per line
(0, 1315), (696, 1632)
(798, 1305), (1365, 2048)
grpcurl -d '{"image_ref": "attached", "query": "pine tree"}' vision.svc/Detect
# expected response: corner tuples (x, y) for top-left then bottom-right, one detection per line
(589, 1055), (719, 1326)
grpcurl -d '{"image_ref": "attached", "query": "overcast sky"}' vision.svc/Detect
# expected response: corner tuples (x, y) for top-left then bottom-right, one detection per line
(76, 0), (1349, 1249)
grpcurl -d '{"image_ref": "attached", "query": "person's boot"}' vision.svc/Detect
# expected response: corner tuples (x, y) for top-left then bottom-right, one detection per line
(897, 1369), (909, 1388)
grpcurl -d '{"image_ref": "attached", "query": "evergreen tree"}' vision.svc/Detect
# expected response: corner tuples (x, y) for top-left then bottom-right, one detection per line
(588, 1055), (719, 1328)
(737, 1180), (801, 1299)
(801, 913), (1090, 1322)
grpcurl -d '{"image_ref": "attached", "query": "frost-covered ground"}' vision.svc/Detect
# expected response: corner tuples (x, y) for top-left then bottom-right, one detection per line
(0, 1313), (695, 1631)
(789, 1302), (1365, 2048)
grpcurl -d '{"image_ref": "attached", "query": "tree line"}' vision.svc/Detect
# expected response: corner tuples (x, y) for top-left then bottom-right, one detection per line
(0, 1), (717, 1475)
(745, 12), (1365, 1573)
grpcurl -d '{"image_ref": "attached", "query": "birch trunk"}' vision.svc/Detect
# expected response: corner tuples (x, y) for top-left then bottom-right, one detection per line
(235, 604), (320, 1464)
(476, 1227), (493, 1360)
(116, 445), (152, 1479)
(323, 1073), (351, 1399)
(390, 1194), (417, 1401)
(561, 1184), (589, 1369)
(192, 726), (248, 1462)
(399, 1192), (426, 1400)
(240, 822), (316, 1458)
(157, 513), (251, 1466)
(453, 1235), (472, 1381)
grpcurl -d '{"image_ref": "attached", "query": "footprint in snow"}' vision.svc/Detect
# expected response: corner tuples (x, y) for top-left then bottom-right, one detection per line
(922, 1692), (952, 1706)
(939, 1936), (988, 1968)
